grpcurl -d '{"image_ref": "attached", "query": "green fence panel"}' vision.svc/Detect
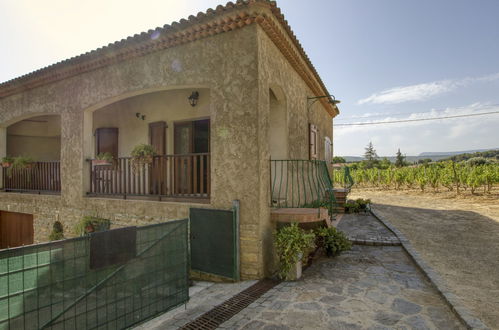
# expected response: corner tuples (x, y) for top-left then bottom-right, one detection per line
(190, 204), (239, 281)
(0, 219), (188, 330)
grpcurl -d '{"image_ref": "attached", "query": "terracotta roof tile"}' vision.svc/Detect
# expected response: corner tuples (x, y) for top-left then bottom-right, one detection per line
(0, 0), (338, 116)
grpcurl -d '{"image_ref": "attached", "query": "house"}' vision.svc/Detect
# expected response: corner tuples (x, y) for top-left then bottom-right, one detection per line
(0, 0), (339, 279)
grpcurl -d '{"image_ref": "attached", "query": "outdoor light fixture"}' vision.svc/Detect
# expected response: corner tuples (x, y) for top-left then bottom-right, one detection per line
(307, 94), (341, 110)
(188, 91), (199, 107)
(135, 113), (146, 120)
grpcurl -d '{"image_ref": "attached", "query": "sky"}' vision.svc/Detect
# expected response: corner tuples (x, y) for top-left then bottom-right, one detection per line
(1, 0), (498, 157)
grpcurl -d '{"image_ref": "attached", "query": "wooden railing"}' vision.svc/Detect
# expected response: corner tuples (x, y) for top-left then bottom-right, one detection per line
(2, 161), (61, 193)
(89, 153), (210, 199)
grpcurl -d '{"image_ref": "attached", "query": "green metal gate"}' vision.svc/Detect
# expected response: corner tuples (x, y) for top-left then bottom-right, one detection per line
(190, 201), (240, 281)
(0, 219), (189, 329)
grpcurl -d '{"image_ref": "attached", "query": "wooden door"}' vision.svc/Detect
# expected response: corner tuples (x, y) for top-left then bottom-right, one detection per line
(0, 211), (34, 249)
(149, 122), (167, 194)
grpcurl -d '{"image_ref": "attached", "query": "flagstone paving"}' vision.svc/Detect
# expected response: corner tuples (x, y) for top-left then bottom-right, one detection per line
(219, 245), (463, 329)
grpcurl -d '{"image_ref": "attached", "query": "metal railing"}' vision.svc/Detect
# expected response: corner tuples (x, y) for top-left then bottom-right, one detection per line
(89, 153), (210, 199)
(2, 161), (61, 193)
(270, 160), (336, 215)
(0, 219), (189, 329)
(332, 165), (354, 191)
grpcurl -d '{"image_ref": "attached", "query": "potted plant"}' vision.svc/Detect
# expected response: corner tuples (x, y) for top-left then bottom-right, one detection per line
(130, 144), (156, 173)
(75, 216), (111, 236)
(315, 226), (352, 257)
(48, 221), (65, 241)
(92, 152), (114, 166)
(1, 156), (14, 168)
(7, 156), (34, 176)
(274, 223), (315, 280)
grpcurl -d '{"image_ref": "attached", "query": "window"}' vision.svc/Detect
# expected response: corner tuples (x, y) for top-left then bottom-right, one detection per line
(309, 123), (318, 160)
(95, 127), (118, 159)
(325, 136), (332, 163)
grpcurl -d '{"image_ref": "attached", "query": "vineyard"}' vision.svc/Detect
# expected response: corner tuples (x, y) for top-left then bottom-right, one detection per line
(333, 161), (499, 194)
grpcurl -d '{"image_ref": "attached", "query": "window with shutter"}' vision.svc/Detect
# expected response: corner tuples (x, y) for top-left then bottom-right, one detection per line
(95, 127), (118, 159)
(149, 121), (167, 155)
(309, 123), (318, 160)
(325, 136), (332, 163)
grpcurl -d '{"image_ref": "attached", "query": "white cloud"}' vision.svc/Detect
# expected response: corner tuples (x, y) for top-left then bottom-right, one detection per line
(333, 103), (499, 156)
(357, 73), (499, 105)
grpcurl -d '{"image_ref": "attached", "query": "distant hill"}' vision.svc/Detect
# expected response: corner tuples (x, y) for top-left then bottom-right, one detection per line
(419, 148), (498, 157)
(342, 147), (498, 163)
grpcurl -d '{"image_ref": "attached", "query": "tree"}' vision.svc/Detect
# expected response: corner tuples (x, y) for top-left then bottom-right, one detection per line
(364, 142), (378, 161)
(363, 142), (379, 168)
(395, 148), (406, 167)
(332, 156), (346, 163)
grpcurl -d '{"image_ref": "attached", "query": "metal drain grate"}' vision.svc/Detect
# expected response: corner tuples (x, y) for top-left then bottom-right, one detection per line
(181, 279), (279, 329)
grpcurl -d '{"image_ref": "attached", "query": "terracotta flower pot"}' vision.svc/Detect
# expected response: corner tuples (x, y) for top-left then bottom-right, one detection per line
(92, 159), (113, 166)
(1, 162), (12, 168)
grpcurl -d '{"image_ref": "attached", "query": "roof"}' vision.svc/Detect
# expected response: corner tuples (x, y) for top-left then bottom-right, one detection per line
(0, 0), (339, 116)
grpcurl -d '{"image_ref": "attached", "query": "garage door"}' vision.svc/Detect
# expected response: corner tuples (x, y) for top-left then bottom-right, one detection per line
(0, 211), (34, 249)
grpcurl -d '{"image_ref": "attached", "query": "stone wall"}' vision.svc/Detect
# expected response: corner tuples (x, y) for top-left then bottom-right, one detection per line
(0, 6), (336, 280)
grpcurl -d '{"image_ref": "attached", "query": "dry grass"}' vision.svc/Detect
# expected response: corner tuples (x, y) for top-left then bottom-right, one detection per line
(350, 187), (499, 329)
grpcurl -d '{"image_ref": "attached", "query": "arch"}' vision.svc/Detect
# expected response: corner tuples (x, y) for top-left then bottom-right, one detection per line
(268, 85), (288, 160)
(5, 114), (61, 161)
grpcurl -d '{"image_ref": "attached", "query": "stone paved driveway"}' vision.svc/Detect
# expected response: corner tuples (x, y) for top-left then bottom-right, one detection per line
(219, 245), (463, 329)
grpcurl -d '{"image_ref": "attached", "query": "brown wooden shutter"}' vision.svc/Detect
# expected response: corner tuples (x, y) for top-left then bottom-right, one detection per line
(309, 124), (318, 160)
(95, 127), (119, 159)
(149, 121), (167, 155)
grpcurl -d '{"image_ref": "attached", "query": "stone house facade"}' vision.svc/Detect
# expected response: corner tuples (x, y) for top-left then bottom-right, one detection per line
(0, 0), (339, 279)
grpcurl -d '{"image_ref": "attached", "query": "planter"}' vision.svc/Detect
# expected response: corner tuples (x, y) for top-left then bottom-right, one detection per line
(1, 162), (12, 168)
(92, 159), (113, 166)
(286, 252), (303, 281)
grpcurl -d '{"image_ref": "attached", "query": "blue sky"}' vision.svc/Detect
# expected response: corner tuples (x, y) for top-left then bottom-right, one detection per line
(1, 0), (498, 156)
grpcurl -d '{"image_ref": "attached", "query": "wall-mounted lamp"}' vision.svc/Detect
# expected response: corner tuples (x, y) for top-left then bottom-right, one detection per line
(135, 112), (146, 120)
(188, 91), (199, 107)
(307, 94), (341, 110)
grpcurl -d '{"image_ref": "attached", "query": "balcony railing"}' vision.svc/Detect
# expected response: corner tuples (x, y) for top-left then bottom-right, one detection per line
(2, 161), (61, 193)
(88, 153), (210, 200)
(270, 159), (336, 214)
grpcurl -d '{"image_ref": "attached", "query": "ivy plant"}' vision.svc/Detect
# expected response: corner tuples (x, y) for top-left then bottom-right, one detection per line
(274, 223), (315, 280)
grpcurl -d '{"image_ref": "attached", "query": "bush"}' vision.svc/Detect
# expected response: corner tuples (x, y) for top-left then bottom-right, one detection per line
(96, 152), (114, 162)
(75, 216), (111, 236)
(48, 221), (64, 241)
(274, 223), (315, 280)
(130, 144), (156, 173)
(345, 198), (371, 213)
(315, 226), (351, 257)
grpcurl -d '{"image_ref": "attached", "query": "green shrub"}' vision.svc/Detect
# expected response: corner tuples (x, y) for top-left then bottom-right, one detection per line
(315, 226), (351, 257)
(7, 156), (34, 176)
(96, 152), (114, 162)
(75, 216), (111, 236)
(345, 198), (371, 213)
(48, 221), (64, 241)
(274, 223), (315, 280)
(130, 144), (156, 173)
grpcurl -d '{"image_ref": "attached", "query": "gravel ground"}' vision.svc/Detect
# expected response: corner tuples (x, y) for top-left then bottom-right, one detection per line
(350, 188), (499, 329)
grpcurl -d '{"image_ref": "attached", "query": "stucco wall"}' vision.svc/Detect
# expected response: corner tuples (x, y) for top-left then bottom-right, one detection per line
(0, 25), (265, 279)
(256, 24), (334, 275)
(0, 9), (335, 280)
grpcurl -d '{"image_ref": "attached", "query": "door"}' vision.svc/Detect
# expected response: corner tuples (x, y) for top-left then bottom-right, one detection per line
(0, 211), (34, 249)
(174, 119), (210, 195)
(149, 122), (167, 194)
(190, 201), (239, 280)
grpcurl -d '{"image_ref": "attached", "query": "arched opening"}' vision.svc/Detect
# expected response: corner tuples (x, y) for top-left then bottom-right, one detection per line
(268, 87), (288, 160)
(83, 88), (211, 201)
(1, 114), (61, 193)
